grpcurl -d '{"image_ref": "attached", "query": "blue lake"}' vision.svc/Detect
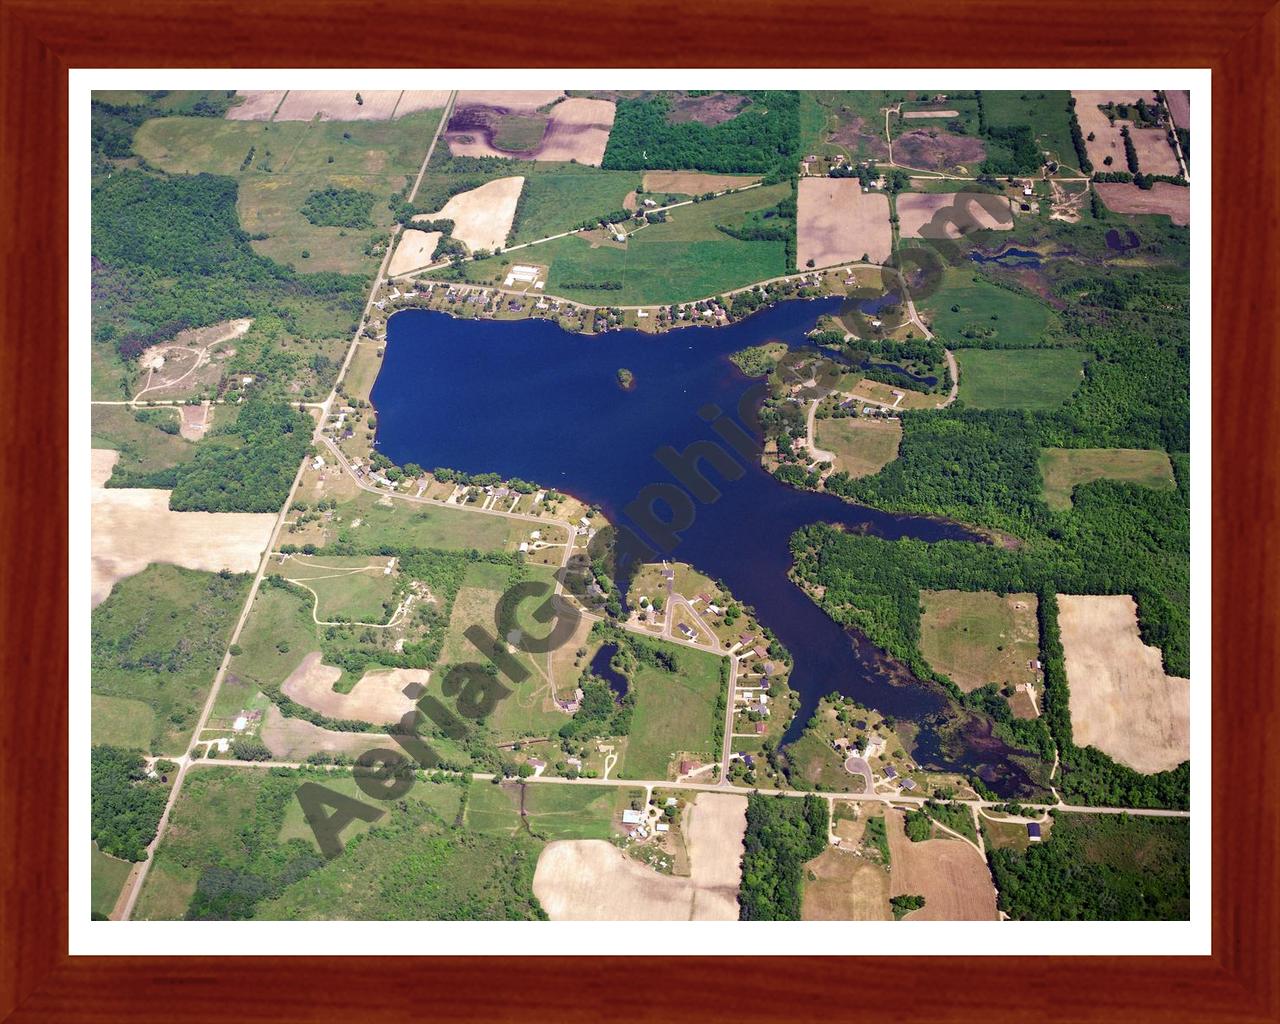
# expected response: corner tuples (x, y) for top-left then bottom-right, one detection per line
(372, 299), (1034, 793)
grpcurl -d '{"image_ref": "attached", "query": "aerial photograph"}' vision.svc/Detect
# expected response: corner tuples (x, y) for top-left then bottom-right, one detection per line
(87, 86), (1192, 925)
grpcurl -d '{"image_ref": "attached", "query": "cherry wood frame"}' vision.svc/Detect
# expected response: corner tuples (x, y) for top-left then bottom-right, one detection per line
(2, 1), (1276, 1020)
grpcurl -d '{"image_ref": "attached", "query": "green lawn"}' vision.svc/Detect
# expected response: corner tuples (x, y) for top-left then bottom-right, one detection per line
(219, 583), (317, 719)
(435, 562), (566, 740)
(617, 641), (726, 780)
(918, 590), (1040, 693)
(956, 348), (1086, 410)
(91, 842), (133, 918)
(335, 492), (519, 552)
(920, 266), (1057, 345)
(279, 553), (398, 623)
(92, 565), (250, 755)
(508, 167), (641, 244)
(133, 109), (445, 275)
(91, 695), (155, 752)
(814, 416), (902, 479)
(506, 182), (793, 306)
(521, 783), (625, 841)
(1038, 448), (1176, 511)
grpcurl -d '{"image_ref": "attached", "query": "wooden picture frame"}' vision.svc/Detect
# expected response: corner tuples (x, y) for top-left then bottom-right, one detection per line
(2, 0), (1275, 1019)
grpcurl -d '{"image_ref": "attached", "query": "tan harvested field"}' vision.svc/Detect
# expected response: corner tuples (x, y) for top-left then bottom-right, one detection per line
(1072, 91), (1180, 176)
(1094, 182), (1190, 226)
(886, 809), (998, 920)
(1166, 90), (1190, 131)
(1057, 594), (1190, 774)
(388, 229), (443, 276)
(455, 90), (565, 113)
(902, 109), (960, 119)
(801, 846), (892, 920)
(273, 90), (403, 122)
(848, 378), (937, 411)
(91, 450), (275, 607)
(897, 191), (1014, 239)
(533, 792), (746, 920)
(415, 176), (524, 253)
(259, 705), (391, 760)
(394, 90), (453, 117)
(280, 651), (422, 725)
(642, 171), (760, 195)
(227, 91), (285, 121)
(446, 97), (614, 166)
(797, 177), (891, 269)
(178, 402), (212, 441)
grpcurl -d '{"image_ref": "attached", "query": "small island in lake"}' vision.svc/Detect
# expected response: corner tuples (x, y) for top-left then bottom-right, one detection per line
(616, 367), (635, 390)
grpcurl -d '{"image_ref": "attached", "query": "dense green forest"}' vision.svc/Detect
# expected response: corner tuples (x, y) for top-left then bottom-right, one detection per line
(107, 398), (312, 513)
(738, 792), (829, 919)
(790, 522), (1189, 808)
(91, 170), (364, 368)
(987, 812), (1189, 919)
(91, 746), (170, 861)
(300, 186), (377, 228)
(602, 92), (800, 177)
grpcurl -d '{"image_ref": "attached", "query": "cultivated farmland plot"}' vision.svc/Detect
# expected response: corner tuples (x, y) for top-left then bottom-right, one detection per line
(796, 177), (892, 268)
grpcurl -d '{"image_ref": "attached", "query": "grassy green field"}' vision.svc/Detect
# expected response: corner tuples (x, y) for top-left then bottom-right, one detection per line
(138, 767), (544, 920)
(919, 266), (1057, 345)
(435, 562), (566, 740)
(279, 553), (398, 623)
(508, 167), (641, 244)
(91, 842), (133, 918)
(814, 416), (902, 479)
(918, 590), (1039, 693)
(1038, 448), (1176, 511)
(956, 348), (1086, 411)
(133, 109), (445, 275)
(91, 695), (156, 752)
(521, 783), (626, 841)
(340, 342), (384, 401)
(463, 780), (524, 835)
(219, 583), (317, 719)
(617, 641), (726, 780)
(980, 90), (1082, 175)
(335, 492), (519, 552)
(799, 91), (901, 162)
(492, 182), (794, 306)
(92, 565), (250, 755)
(91, 406), (194, 474)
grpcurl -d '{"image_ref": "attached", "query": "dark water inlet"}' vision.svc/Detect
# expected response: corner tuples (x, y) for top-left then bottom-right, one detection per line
(371, 299), (1033, 794)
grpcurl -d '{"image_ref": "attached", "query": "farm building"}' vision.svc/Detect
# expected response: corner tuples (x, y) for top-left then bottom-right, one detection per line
(1027, 822), (1042, 842)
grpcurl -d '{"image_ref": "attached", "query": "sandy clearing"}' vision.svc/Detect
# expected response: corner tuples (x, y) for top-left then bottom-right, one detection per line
(454, 90), (565, 113)
(259, 705), (392, 760)
(1166, 90), (1190, 131)
(394, 91), (452, 118)
(886, 809), (998, 920)
(415, 176), (523, 253)
(902, 109), (960, 119)
(642, 171), (760, 195)
(388, 229), (443, 276)
(273, 90), (402, 122)
(896, 191), (1014, 239)
(801, 846), (892, 920)
(1093, 182), (1190, 226)
(91, 450), (275, 607)
(1057, 594), (1190, 774)
(796, 177), (891, 269)
(533, 792), (746, 920)
(227, 91), (286, 121)
(280, 651), (423, 725)
(178, 402), (212, 441)
(1072, 91), (1179, 176)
